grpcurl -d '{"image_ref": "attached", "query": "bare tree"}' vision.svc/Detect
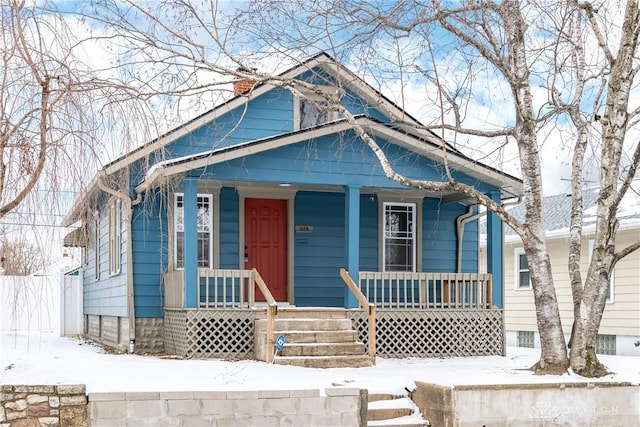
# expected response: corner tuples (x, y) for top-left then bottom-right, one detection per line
(0, 0), (152, 221)
(0, 237), (43, 276)
(82, 0), (639, 376)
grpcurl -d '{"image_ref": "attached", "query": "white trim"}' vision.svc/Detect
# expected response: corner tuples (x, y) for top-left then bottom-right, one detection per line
(136, 117), (523, 195)
(382, 202), (417, 272)
(108, 199), (122, 276)
(514, 247), (531, 290)
(173, 193), (214, 270)
(293, 85), (338, 131)
(238, 190), (297, 304)
(94, 212), (100, 281)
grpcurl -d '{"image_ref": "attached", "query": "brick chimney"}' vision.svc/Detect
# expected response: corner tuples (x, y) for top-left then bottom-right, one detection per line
(233, 67), (256, 95)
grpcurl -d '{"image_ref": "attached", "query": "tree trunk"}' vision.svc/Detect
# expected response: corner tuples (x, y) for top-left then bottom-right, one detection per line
(523, 239), (569, 374)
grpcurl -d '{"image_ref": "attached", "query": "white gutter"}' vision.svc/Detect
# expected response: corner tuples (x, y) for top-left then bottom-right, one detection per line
(457, 197), (522, 272)
(97, 173), (142, 353)
(456, 206), (476, 273)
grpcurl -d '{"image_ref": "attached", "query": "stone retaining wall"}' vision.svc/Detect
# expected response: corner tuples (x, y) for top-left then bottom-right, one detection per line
(88, 388), (366, 427)
(0, 385), (88, 427)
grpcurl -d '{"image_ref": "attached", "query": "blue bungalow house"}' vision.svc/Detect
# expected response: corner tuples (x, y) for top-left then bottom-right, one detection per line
(64, 53), (522, 367)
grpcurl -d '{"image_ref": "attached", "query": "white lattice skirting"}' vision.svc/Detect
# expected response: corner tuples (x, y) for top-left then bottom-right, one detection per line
(164, 308), (256, 359)
(164, 308), (503, 359)
(347, 309), (504, 358)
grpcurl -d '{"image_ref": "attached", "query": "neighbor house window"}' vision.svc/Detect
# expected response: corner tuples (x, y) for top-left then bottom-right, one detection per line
(174, 193), (212, 269)
(108, 199), (122, 275)
(517, 331), (535, 348)
(595, 334), (616, 355)
(588, 240), (615, 303)
(293, 86), (337, 130)
(383, 203), (416, 272)
(514, 247), (530, 289)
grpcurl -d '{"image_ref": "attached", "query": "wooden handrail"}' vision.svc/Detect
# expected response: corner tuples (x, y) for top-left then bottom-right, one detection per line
(253, 269), (278, 363)
(340, 268), (376, 365)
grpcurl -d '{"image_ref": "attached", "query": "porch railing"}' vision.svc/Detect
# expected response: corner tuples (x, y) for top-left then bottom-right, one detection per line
(340, 268), (376, 364)
(163, 268), (278, 362)
(358, 271), (492, 309)
(163, 268), (278, 309)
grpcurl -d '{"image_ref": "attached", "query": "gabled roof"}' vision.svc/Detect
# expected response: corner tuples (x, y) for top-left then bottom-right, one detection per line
(102, 52), (450, 177)
(65, 52), (524, 225)
(136, 115), (522, 198)
(503, 185), (640, 243)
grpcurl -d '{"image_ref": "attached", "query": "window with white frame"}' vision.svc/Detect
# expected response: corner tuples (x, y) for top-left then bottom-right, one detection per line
(514, 247), (531, 289)
(94, 213), (100, 280)
(588, 240), (614, 303)
(293, 87), (337, 130)
(174, 193), (213, 269)
(108, 199), (122, 275)
(383, 203), (416, 272)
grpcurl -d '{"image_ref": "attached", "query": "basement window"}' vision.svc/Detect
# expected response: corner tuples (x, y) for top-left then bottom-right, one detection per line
(517, 331), (535, 348)
(595, 334), (616, 355)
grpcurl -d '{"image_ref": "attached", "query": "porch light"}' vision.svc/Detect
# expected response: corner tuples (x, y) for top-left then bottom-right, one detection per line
(279, 183), (292, 187)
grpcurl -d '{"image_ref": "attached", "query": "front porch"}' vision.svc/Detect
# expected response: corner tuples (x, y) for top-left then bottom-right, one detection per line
(162, 269), (503, 362)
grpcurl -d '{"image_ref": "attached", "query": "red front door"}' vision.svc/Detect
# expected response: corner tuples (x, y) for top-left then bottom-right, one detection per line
(245, 198), (288, 301)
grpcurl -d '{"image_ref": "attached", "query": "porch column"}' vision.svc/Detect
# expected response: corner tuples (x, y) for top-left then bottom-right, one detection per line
(486, 191), (503, 309)
(344, 185), (360, 309)
(183, 177), (198, 308)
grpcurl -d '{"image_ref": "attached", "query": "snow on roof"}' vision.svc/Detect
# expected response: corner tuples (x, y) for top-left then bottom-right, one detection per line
(479, 183), (640, 244)
(502, 184), (640, 243)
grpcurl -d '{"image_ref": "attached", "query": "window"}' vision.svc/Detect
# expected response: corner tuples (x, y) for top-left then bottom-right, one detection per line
(595, 334), (616, 355)
(174, 193), (213, 269)
(514, 247), (530, 289)
(588, 240), (615, 303)
(293, 86), (337, 130)
(517, 331), (535, 348)
(383, 203), (416, 272)
(108, 199), (122, 275)
(94, 213), (100, 280)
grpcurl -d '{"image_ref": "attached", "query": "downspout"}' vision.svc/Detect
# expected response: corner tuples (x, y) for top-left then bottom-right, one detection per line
(456, 197), (522, 273)
(97, 173), (142, 353)
(456, 206), (482, 273)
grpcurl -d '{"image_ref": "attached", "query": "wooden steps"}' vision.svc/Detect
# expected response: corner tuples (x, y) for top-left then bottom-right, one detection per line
(367, 393), (427, 427)
(254, 307), (372, 368)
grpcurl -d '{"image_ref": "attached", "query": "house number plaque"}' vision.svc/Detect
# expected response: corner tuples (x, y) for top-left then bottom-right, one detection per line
(295, 225), (314, 233)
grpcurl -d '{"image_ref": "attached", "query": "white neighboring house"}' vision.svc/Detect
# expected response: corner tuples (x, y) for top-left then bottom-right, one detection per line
(481, 186), (640, 356)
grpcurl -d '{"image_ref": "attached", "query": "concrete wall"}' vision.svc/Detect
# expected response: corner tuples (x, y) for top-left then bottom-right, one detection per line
(84, 315), (129, 352)
(83, 315), (165, 354)
(0, 384), (88, 427)
(413, 381), (640, 427)
(88, 388), (365, 427)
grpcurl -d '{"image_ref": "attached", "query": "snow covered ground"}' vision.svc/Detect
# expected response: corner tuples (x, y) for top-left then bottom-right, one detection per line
(1, 331), (638, 395)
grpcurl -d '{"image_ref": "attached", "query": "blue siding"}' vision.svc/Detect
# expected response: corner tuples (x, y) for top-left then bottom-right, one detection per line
(294, 191), (345, 307)
(360, 194), (378, 271)
(423, 199), (469, 273)
(200, 131), (490, 191)
(131, 191), (167, 318)
(83, 198), (127, 317)
(219, 187), (239, 269)
(77, 60), (509, 321)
